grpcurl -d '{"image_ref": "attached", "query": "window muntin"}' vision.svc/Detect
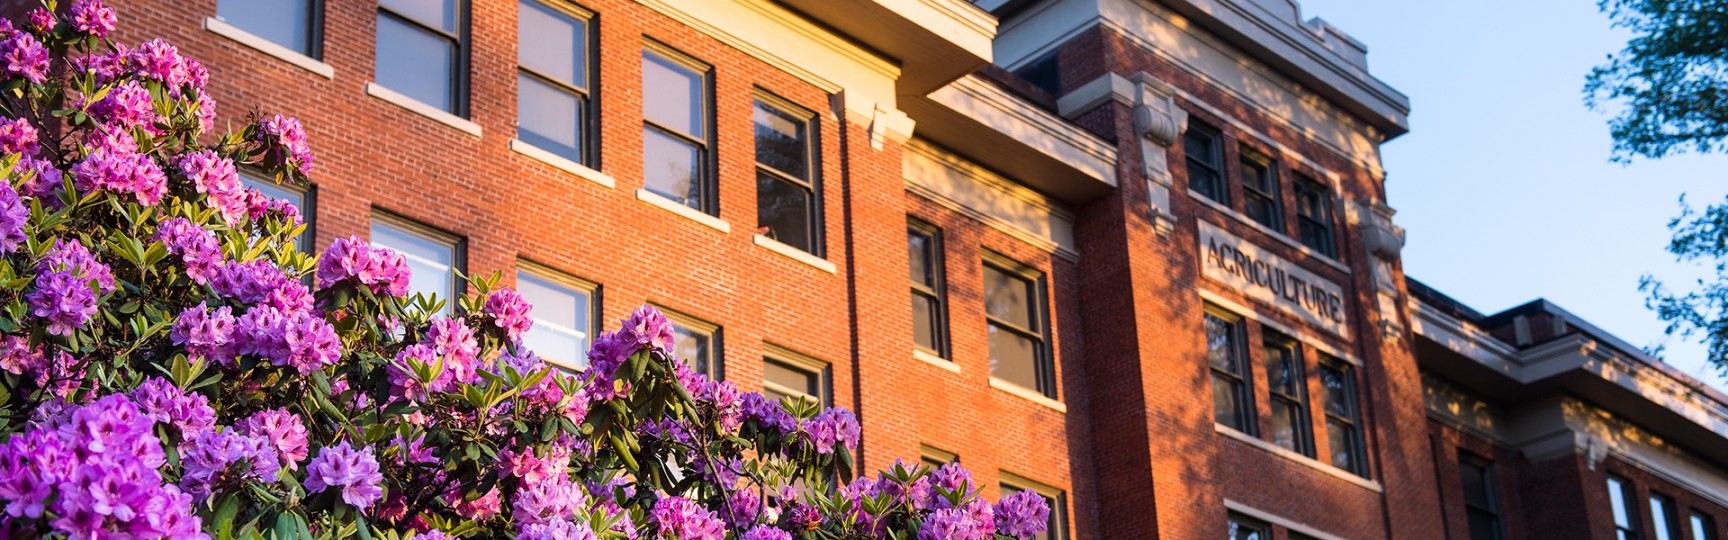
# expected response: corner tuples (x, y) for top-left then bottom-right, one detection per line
(1611, 476), (1643, 540)
(1459, 453), (1505, 540)
(1239, 149), (1282, 231)
(241, 174), (314, 249)
(662, 310), (720, 379)
(217, 0), (318, 57)
(516, 268), (597, 370)
(370, 218), (460, 315)
(377, 0), (463, 114)
(1263, 332), (1312, 456)
(909, 221), (948, 358)
(1653, 495), (1680, 540)
(754, 96), (820, 255)
(1205, 308), (1253, 434)
(1001, 475), (1068, 540)
(1319, 357), (1366, 476)
(1227, 513), (1271, 540)
(516, 0), (592, 164)
(1294, 176), (1336, 257)
(1184, 122), (1227, 205)
(1691, 512), (1717, 540)
(641, 47), (713, 213)
(983, 258), (1053, 397)
(762, 347), (830, 406)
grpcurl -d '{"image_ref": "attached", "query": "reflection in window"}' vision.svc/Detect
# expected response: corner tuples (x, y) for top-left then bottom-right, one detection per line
(1459, 452), (1504, 540)
(370, 218), (460, 315)
(376, 0), (463, 113)
(1227, 513), (1270, 540)
(1263, 332), (1312, 456)
(984, 259), (1053, 397)
(1294, 176), (1336, 257)
(1184, 121), (1227, 205)
(516, 268), (596, 370)
(754, 97), (819, 255)
(661, 310), (720, 379)
(1320, 357), (1365, 475)
(909, 221), (948, 358)
(517, 0), (592, 164)
(641, 48), (712, 213)
(762, 348), (829, 407)
(1609, 475), (1642, 540)
(217, 0), (318, 57)
(1205, 308), (1252, 434)
(1240, 149), (1282, 230)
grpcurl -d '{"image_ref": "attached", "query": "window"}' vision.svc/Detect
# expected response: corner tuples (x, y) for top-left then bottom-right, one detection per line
(1319, 357), (1365, 475)
(1691, 512), (1717, 540)
(1001, 474), (1068, 540)
(217, 0), (319, 57)
(920, 445), (958, 470)
(1184, 122), (1227, 204)
(754, 96), (821, 255)
(516, 0), (594, 164)
(983, 256), (1054, 398)
(1239, 149), (1282, 230)
(376, 0), (465, 114)
(662, 309), (721, 379)
(1610, 476), (1643, 540)
(1263, 332), (1312, 456)
(1294, 176), (1336, 257)
(1205, 307), (1253, 434)
(1653, 495), (1680, 540)
(1015, 51), (1060, 96)
(1227, 513), (1271, 540)
(641, 46), (713, 214)
(909, 221), (948, 358)
(516, 265), (597, 370)
(370, 216), (461, 315)
(762, 345), (830, 406)
(1459, 452), (1505, 540)
(241, 174), (314, 249)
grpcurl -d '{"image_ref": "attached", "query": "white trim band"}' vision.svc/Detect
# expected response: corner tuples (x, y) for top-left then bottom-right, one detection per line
(753, 234), (837, 273)
(635, 189), (730, 233)
(203, 17), (334, 79)
(914, 349), (960, 374)
(509, 139), (615, 188)
(366, 83), (482, 138)
(989, 377), (1066, 413)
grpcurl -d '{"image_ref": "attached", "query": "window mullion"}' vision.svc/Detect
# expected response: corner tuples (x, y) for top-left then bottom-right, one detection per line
(379, 8), (459, 41)
(519, 66), (587, 96)
(645, 120), (705, 148)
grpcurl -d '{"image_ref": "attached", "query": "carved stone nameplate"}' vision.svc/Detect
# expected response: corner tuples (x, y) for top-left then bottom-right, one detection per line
(1198, 220), (1350, 339)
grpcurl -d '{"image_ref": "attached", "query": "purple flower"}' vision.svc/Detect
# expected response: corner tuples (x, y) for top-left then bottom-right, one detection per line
(0, 335), (42, 376)
(784, 504), (821, 532)
(259, 114), (315, 173)
(93, 80), (157, 130)
(919, 506), (990, 540)
(993, 489), (1051, 539)
(0, 181), (27, 254)
(303, 442), (384, 513)
(0, 428), (70, 518)
(622, 305), (676, 353)
(237, 408), (311, 471)
(178, 429), (280, 501)
(29, 269), (98, 336)
(70, 0), (117, 37)
(26, 8), (52, 33)
(742, 392), (796, 434)
(280, 312), (341, 373)
(178, 150), (247, 225)
(512, 474), (584, 526)
(427, 316), (481, 383)
(155, 216), (224, 283)
(0, 117), (38, 155)
(170, 305), (238, 365)
(415, 530), (460, 540)
(652, 496), (726, 540)
(318, 236), (412, 296)
(742, 525), (792, 540)
(930, 462), (973, 494)
(129, 377), (216, 437)
(808, 407), (860, 455)
(483, 287), (533, 343)
(19, 156), (63, 199)
(38, 239), (115, 293)
(388, 343), (441, 401)
(519, 520), (598, 540)
(71, 149), (168, 206)
(726, 488), (762, 528)
(0, 32), (47, 83)
(211, 259), (312, 315)
(131, 39), (187, 88)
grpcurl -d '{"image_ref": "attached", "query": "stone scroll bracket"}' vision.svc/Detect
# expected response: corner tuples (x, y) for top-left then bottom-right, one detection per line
(1349, 199), (1409, 344)
(1130, 73), (1187, 238)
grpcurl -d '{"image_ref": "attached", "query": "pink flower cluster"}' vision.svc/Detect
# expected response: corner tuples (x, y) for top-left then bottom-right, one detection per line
(0, 181), (26, 254)
(0, 117), (38, 155)
(235, 305), (341, 374)
(211, 259), (313, 315)
(303, 442), (384, 513)
(156, 217), (224, 283)
(178, 429), (279, 501)
(653, 496), (726, 540)
(92, 80), (156, 130)
(237, 408), (310, 471)
(0, 31), (47, 84)
(177, 150), (248, 225)
(259, 114), (315, 173)
(317, 236), (411, 297)
(69, 0), (117, 37)
(29, 240), (115, 336)
(170, 305), (238, 364)
(483, 287), (534, 343)
(129, 377), (216, 438)
(71, 149), (168, 206)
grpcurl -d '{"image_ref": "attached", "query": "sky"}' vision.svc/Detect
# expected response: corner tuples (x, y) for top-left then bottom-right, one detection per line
(1291, 0), (1728, 388)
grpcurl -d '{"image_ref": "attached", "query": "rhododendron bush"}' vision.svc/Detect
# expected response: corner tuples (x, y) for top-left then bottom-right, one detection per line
(0, 2), (1047, 539)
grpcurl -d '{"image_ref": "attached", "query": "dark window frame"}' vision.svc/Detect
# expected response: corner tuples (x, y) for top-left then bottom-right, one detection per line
(1204, 305), (1255, 435)
(1262, 331), (1313, 456)
(909, 219), (950, 359)
(1690, 510), (1718, 540)
(762, 344), (832, 407)
(982, 251), (1056, 398)
(376, 0), (470, 117)
(515, 0), (599, 166)
(1001, 473), (1069, 540)
(369, 210), (468, 315)
(752, 90), (823, 256)
(1320, 356), (1367, 476)
(514, 259), (602, 371)
(640, 41), (718, 215)
(216, 0), (324, 59)
(1293, 174), (1337, 257)
(1653, 493), (1681, 540)
(920, 444), (959, 469)
(1227, 512), (1272, 540)
(1183, 121), (1228, 205)
(1458, 451), (1506, 540)
(1610, 475), (1644, 540)
(1238, 146), (1283, 231)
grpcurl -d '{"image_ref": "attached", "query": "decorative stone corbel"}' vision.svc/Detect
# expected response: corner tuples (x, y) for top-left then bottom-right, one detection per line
(1583, 434), (1608, 471)
(1129, 72), (1187, 238)
(830, 92), (915, 151)
(1350, 198), (1409, 344)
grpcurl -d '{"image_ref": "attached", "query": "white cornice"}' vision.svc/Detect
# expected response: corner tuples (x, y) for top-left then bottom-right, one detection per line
(925, 75), (1118, 187)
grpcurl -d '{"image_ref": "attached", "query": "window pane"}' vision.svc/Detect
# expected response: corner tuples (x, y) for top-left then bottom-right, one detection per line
(377, 15), (456, 112)
(765, 360), (818, 400)
(381, 0), (457, 32)
(912, 294), (939, 351)
(1212, 374), (1244, 430)
(1692, 513), (1716, 540)
(371, 222), (454, 312)
(517, 272), (590, 369)
(757, 173), (813, 252)
(1467, 509), (1503, 540)
(1269, 400), (1302, 451)
(218, 0), (313, 55)
(672, 325), (711, 376)
(988, 324), (1039, 390)
(517, 0), (583, 86)
(643, 127), (701, 208)
(518, 73), (584, 158)
(983, 266), (1034, 329)
(1228, 516), (1268, 540)
(1460, 461), (1491, 507)
(1264, 343), (1300, 396)
(1610, 477), (1637, 530)
(754, 101), (807, 180)
(1327, 420), (1356, 471)
(642, 52), (703, 138)
(1204, 314), (1238, 373)
(908, 229), (932, 286)
(1321, 363), (1351, 417)
(1654, 497), (1677, 540)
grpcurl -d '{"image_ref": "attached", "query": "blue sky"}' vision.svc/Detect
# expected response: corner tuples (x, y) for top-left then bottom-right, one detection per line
(1292, 0), (1728, 387)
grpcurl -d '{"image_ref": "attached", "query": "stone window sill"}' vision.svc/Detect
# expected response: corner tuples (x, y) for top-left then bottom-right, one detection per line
(509, 139), (614, 188)
(989, 377), (1066, 413)
(753, 235), (836, 274)
(635, 189), (729, 233)
(366, 83), (481, 138)
(1214, 424), (1382, 492)
(204, 17), (334, 79)
(914, 348), (960, 373)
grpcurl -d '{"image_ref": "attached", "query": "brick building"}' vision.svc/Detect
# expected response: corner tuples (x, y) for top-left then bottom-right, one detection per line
(106, 0), (1728, 538)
